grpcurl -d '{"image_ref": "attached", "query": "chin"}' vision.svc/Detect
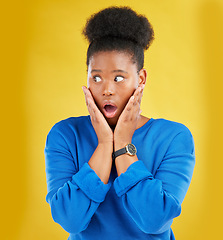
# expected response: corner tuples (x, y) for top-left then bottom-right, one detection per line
(106, 116), (118, 128)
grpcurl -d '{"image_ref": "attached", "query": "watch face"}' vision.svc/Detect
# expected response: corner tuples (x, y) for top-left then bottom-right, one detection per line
(127, 143), (137, 155)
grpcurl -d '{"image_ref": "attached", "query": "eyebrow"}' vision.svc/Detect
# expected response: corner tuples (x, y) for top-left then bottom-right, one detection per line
(91, 69), (102, 73)
(90, 69), (128, 74)
(112, 70), (128, 74)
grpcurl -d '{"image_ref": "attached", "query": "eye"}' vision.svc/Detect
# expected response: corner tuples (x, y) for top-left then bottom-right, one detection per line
(93, 76), (102, 83)
(114, 76), (125, 82)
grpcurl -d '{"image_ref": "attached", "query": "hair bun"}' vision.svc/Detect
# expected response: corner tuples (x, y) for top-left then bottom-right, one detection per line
(83, 6), (154, 50)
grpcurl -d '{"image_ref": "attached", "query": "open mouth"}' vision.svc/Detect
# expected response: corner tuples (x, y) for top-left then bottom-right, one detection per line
(103, 103), (118, 118)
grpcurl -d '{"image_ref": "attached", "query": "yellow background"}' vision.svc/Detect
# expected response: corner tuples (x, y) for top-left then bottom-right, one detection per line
(1, 0), (223, 239)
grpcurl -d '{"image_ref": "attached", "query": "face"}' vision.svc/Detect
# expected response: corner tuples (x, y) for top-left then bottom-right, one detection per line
(87, 51), (146, 127)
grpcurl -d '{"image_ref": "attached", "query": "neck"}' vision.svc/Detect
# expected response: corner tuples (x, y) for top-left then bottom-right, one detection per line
(108, 115), (150, 132)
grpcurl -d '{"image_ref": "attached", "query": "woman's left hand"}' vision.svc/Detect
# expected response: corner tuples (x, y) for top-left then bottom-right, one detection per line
(114, 85), (144, 149)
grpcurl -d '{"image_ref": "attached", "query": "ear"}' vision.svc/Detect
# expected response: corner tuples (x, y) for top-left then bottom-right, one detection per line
(138, 68), (147, 86)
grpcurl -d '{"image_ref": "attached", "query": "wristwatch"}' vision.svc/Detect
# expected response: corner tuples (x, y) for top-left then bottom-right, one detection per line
(112, 143), (137, 160)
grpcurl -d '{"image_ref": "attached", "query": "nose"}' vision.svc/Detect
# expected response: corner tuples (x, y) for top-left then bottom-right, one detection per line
(103, 81), (114, 96)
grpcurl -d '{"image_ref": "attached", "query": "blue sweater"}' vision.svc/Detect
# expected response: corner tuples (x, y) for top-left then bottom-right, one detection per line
(44, 116), (195, 240)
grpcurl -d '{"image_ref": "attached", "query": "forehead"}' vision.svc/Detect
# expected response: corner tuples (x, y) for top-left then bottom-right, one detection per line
(88, 51), (137, 72)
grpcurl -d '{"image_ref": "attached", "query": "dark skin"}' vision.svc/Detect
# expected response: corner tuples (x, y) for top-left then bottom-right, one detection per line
(82, 50), (149, 183)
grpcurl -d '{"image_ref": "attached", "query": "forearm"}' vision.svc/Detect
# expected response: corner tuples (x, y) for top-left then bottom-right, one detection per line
(113, 161), (181, 234)
(88, 142), (113, 184)
(47, 162), (111, 234)
(113, 129), (195, 234)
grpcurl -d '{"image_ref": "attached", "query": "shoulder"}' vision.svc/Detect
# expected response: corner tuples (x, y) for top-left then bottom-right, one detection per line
(52, 115), (90, 128)
(151, 118), (194, 154)
(147, 118), (194, 151)
(45, 115), (91, 145)
(49, 115), (90, 133)
(150, 118), (193, 137)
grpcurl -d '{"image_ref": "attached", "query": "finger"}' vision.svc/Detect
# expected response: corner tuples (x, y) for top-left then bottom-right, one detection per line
(135, 85), (144, 104)
(138, 88), (144, 106)
(124, 95), (137, 121)
(83, 86), (97, 111)
(119, 84), (145, 121)
(129, 87), (143, 118)
(129, 86), (141, 104)
(82, 86), (94, 104)
(82, 86), (91, 107)
(126, 95), (135, 111)
(131, 85), (144, 108)
(138, 84), (145, 103)
(87, 99), (97, 121)
(131, 96), (141, 119)
(82, 86), (109, 125)
(124, 96), (141, 122)
(82, 86), (98, 120)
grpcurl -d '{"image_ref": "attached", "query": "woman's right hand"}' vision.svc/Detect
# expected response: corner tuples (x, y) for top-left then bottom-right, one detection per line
(82, 86), (113, 145)
(83, 86), (113, 184)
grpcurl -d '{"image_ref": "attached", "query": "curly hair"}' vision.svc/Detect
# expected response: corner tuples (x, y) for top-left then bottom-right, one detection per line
(82, 6), (154, 71)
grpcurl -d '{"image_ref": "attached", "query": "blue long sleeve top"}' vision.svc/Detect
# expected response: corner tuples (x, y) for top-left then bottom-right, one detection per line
(44, 116), (195, 240)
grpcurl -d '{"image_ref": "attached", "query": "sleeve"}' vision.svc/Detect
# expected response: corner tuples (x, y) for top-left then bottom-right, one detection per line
(44, 123), (111, 234)
(113, 127), (195, 234)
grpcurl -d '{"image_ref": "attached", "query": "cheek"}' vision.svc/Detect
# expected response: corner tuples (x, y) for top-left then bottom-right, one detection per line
(118, 88), (135, 107)
(125, 77), (139, 91)
(89, 84), (100, 95)
(120, 85), (136, 98)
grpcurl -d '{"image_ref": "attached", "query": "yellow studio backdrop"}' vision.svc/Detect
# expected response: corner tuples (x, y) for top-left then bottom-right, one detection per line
(1, 0), (223, 239)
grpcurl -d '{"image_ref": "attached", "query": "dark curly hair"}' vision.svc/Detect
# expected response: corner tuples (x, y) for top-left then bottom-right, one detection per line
(82, 6), (154, 71)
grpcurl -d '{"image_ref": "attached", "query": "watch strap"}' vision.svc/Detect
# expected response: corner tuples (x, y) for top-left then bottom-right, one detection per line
(112, 147), (127, 160)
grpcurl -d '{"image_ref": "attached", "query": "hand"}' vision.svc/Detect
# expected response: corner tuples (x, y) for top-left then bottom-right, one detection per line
(114, 85), (144, 149)
(82, 86), (113, 144)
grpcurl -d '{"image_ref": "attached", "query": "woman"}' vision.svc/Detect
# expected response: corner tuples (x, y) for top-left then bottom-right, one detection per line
(45, 6), (195, 240)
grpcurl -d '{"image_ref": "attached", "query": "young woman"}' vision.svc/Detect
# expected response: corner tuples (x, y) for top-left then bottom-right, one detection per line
(45, 6), (195, 240)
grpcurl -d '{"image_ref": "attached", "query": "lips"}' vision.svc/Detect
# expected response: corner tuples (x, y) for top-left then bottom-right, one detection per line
(102, 102), (118, 118)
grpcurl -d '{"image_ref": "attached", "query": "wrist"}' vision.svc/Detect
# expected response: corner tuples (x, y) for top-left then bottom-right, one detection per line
(114, 142), (127, 151)
(114, 139), (132, 151)
(113, 142), (137, 160)
(98, 141), (113, 152)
